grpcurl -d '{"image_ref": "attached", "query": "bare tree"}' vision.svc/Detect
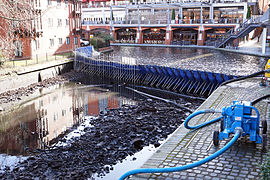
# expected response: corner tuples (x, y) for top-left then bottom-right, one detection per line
(0, 0), (38, 60)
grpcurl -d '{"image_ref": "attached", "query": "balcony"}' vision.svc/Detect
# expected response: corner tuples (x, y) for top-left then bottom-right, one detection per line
(82, 18), (242, 26)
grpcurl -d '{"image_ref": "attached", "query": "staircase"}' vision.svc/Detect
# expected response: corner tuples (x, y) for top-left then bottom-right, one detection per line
(215, 10), (269, 48)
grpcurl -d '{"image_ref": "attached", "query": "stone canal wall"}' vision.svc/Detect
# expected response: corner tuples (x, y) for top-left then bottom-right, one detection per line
(0, 60), (73, 94)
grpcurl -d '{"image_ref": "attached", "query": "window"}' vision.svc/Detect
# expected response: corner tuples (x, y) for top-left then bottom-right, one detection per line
(66, 37), (70, 45)
(35, 40), (40, 50)
(66, 19), (69, 26)
(57, 19), (62, 27)
(74, 37), (78, 45)
(59, 38), (63, 45)
(48, 18), (53, 27)
(50, 38), (54, 47)
(14, 40), (22, 57)
(65, 0), (68, 7)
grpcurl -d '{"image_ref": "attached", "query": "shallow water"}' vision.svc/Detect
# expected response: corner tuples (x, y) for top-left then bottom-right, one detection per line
(111, 46), (267, 76)
(0, 83), (136, 157)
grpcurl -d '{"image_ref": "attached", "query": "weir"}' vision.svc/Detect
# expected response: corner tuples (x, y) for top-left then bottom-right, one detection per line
(74, 46), (239, 97)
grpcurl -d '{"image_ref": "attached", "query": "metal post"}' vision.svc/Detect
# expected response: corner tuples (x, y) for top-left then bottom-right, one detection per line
(262, 27), (267, 54)
(209, 1), (213, 23)
(137, 5), (140, 24)
(110, 5), (113, 25)
(200, 6), (203, 24)
(167, 2), (170, 24)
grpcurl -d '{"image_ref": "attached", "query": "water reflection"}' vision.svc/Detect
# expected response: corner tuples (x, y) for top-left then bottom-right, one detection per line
(0, 84), (136, 156)
(111, 46), (267, 76)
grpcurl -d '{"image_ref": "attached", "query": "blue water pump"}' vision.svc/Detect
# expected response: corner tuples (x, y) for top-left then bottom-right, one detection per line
(119, 100), (268, 180)
(213, 101), (267, 148)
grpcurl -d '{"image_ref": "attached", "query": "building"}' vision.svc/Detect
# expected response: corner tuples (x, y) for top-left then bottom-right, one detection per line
(81, 0), (268, 46)
(0, 0), (82, 60)
(31, 0), (82, 59)
(0, 0), (36, 59)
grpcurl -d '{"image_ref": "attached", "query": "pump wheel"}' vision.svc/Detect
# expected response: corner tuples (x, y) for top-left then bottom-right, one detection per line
(213, 131), (219, 146)
(220, 119), (224, 132)
(262, 120), (267, 134)
(262, 134), (267, 151)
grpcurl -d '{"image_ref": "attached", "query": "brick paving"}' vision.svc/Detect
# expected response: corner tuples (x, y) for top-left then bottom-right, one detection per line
(132, 78), (270, 180)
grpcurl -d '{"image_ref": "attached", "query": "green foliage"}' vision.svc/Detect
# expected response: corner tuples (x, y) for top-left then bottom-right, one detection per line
(261, 152), (270, 180)
(129, 0), (133, 3)
(246, 6), (251, 19)
(89, 32), (114, 49)
(100, 33), (114, 41)
(172, 9), (176, 20)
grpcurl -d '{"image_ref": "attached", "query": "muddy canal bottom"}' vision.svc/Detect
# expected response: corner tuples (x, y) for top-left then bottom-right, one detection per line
(0, 82), (202, 179)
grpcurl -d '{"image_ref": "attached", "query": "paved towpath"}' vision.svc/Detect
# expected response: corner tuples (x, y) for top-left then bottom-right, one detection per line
(132, 78), (270, 179)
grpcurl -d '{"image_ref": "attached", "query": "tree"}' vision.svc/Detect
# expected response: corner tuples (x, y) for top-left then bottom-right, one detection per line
(246, 6), (251, 19)
(172, 9), (176, 21)
(0, 0), (37, 60)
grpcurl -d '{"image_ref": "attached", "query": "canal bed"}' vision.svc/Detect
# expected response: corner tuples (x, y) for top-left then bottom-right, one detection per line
(0, 46), (267, 179)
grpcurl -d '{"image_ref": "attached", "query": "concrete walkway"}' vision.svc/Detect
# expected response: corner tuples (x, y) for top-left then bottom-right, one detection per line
(132, 78), (270, 179)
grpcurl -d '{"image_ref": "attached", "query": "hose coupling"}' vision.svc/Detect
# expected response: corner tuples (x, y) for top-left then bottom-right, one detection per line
(204, 109), (222, 113)
(235, 127), (243, 135)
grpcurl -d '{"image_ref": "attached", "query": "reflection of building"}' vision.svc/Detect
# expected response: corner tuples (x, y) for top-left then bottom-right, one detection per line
(82, 0), (268, 46)
(0, 87), (84, 155)
(85, 90), (120, 116)
(0, 86), (135, 156)
(0, 104), (38, 155)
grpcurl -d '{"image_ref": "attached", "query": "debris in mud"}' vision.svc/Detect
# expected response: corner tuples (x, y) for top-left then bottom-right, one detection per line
(0, 95), (202, 179)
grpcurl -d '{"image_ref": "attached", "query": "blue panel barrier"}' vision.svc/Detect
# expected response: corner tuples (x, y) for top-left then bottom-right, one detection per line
(161, 67), (170, 76)
(192, 70), (202, 82)
(166, 67), (175, 77)
(154, 66), (163, 76)
(76, 46), (93, 57)
(76, 56), (240, 96)
(179, 69), (188, 80)
(185, 70), (194, 81)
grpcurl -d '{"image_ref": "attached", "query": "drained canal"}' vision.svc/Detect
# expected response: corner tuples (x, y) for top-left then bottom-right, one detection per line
(111, 46), (267, 76)
(0, 46), (268, 179)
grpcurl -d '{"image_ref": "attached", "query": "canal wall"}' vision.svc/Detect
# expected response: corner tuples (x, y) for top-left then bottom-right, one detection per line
(0, 60), (73, 94)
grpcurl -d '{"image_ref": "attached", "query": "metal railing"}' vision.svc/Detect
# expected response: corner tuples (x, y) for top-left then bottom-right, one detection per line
(2, 50), (74, 68)
(82, 18), (243, 26)
(215, 10), (269, 48)
(82, 0), (250, 8)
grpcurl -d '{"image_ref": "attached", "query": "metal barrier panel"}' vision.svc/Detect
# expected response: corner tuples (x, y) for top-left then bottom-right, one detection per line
(75, 55), (240, 96)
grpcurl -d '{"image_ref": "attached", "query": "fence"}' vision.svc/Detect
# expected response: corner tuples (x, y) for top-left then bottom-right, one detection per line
(2, 50), (74, 68)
